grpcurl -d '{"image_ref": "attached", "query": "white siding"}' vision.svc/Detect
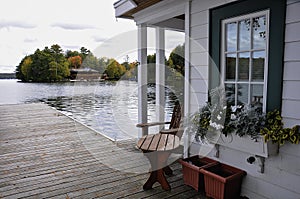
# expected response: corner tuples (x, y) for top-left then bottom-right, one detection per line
(283, 0), (300, 126)
(189, 0), (300, 198)
(189, 0), (234, 107)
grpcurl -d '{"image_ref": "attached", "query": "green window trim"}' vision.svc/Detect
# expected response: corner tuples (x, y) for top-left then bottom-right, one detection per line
(209, 0), (286, 111)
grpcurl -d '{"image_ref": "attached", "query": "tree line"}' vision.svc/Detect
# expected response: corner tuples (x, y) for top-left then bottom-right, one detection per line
(16, 44), (184, 82)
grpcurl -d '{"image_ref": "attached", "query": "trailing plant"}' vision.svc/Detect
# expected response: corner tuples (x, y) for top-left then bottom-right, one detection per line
(260, 110), (300, 145)
(280, 126), (300, 145)
(188, 87), (300, 146)
(221, 105), (236, 137)
(228, 105), (265, 140)
(188, 103), (211, 142)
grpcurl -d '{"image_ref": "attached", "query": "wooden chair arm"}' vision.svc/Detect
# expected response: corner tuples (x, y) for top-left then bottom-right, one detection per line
(136, 121), (171, 128)
(159, 128), (185, 134)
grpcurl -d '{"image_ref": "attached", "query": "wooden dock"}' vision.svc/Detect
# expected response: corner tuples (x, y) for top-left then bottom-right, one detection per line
(0, 103), (206, 198)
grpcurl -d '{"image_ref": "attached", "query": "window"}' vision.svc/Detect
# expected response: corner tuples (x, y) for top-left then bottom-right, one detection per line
(209, 0), (286, 112)
(221, 11), (269, 111)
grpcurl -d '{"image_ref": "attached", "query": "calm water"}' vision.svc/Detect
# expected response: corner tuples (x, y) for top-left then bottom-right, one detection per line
(0, 79), (177, 140)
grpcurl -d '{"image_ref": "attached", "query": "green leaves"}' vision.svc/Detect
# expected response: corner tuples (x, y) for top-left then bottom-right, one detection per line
(190, 103), (300, 147)
(16, 44), (70, 82)
(260, 110), (300, 146)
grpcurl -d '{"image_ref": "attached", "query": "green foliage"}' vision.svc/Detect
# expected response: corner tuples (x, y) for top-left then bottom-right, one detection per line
(80, 47), (91, 60)
(122, 62), (138, 80)
(16, 44), (70, 82)
(105, 59), (126, 80)
(147, 54), (156, 64)
(190, 87), (300, 146)
(261, 110), (283, 142)
(82, 53), (103, 72)
(188, 103), (211, 142)
(190, 103), (300, 145)
(65, 50), (80, 59)
(16, 43), (187, 82)
(260, 110), (300, 145)
(167, 44), (184, 75)
(222, 105), (236, 136)
(20, 56), (33, 81)
(191, 104), (266, 142)
(229, 106), (265, 140)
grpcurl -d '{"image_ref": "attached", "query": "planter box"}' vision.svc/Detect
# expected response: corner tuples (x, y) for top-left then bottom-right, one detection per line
(179, 156), (218, 192)
(200, 163), (246, 199)
(217, 133), (278, 158)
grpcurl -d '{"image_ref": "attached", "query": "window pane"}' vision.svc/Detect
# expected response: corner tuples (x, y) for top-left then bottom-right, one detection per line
(237, 84), (248, 105)
(252, 51), (265, 81)
(226, 22), (237, 52)
(253, 16), (266, 49)
(250, 84), (264, 109)
(238, 52), (250, 80)
(225, 83), (235, 105)
(225, 53), (236, 81)
(238, 19), (251, 51)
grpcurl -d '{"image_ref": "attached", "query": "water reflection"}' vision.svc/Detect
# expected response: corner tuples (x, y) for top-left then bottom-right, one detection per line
(0, 80), (178, 141)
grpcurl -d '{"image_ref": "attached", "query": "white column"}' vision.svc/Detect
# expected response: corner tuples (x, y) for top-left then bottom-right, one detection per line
(156, 27), (165, 129)
(138, 24), (148, 137)
(184, 1), (191, 158)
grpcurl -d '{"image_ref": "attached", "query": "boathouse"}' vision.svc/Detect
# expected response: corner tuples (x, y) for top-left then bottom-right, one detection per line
(114, 0), (300, 198)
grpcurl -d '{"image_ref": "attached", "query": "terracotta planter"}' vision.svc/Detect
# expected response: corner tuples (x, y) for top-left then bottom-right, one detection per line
(200, 163), (246, 199)
(179, 156), (218, 192)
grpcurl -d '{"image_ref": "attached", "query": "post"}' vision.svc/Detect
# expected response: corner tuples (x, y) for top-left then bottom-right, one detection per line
(138, 24), (148, 137)
(156, 27), (165, 130)
(183, 1), (191, 158)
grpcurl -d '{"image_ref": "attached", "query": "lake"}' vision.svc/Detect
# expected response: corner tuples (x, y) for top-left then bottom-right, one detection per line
(0, 79), (178, 140)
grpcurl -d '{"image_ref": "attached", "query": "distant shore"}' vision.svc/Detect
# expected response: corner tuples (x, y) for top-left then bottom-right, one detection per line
(0, 73), (16, 79)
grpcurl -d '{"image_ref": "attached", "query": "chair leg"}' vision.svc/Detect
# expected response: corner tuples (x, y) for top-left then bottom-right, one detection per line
(163, 166), (173, 176)
(143, 169), (171, 191)
(143, 171), (157, 190)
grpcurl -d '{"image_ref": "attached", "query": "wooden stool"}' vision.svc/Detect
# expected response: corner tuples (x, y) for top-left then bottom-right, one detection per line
(137, 133), (180, 191)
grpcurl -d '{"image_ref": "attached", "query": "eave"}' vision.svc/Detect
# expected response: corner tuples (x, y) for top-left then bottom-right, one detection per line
(114, 0), (163, 19)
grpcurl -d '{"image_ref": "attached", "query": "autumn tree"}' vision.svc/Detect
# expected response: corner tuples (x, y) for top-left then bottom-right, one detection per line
(123, 61), (138, 79)
(16, 55), (33, 81)
(21, 56), (33, 81)
(68, 55), (82, 69)
(105, 59), (126, 80)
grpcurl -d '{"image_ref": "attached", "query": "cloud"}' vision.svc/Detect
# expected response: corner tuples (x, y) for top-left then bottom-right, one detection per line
(51, 22), (96, 30)
(61, 45), (81, 50)
(93, 36), (107, 43)
(0, 65), (15, 73)
(24, 38), (38, 43)
(0, 20), (36, 29)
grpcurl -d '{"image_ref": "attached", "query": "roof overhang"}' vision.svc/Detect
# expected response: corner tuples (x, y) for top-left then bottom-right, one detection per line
(114, 0), (137, 18)
(114, 0), (163, 19)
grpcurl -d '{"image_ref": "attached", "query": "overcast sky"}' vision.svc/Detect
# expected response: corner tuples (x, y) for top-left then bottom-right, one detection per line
(0, 0), (184, 73)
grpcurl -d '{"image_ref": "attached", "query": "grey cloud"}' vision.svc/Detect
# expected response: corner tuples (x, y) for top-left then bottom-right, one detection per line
(93, 36), (107, 43)
(51, 22), (96, 30)
(0, 20), (36, 29)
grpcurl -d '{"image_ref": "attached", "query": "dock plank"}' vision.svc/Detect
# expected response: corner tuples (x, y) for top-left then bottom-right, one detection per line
(0, 103), (204, 199)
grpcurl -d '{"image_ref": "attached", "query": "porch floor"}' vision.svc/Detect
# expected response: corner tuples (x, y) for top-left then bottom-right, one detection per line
(0, 103), (206, 198)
